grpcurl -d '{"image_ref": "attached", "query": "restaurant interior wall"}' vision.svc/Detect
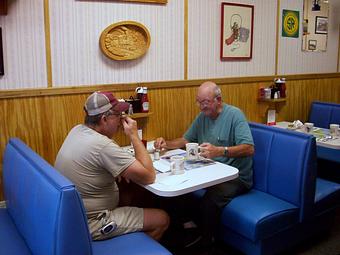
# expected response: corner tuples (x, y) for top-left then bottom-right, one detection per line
(0, 0), (340, 200)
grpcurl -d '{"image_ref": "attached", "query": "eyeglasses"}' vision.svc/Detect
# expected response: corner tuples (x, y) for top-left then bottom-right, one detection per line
(103, 110), (125, 119)
(196, 96), (217, 107)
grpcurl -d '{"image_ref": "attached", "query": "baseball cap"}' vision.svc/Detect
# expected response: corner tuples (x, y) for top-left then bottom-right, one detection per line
(84, 91), (130, 116)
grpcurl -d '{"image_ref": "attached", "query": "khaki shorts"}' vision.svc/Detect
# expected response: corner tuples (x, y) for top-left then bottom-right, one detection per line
(88, 206), (143, 240)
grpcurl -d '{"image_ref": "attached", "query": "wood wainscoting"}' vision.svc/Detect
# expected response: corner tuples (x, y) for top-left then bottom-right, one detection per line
(0, 74), (340, 200)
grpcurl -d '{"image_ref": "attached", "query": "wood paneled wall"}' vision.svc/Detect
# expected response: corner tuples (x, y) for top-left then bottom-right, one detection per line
(1, 75), (340, 200)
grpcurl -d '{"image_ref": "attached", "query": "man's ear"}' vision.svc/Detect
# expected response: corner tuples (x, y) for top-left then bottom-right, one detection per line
(216, 95), (222, 102)
(100, 114), (107, 124)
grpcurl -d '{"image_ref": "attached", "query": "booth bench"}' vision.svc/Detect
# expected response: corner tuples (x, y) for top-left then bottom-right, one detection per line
(193, 122), (340, 255)
(308, 101), (340, 129)
(219, 122), (340, 255)
(0, 138), (171, 255)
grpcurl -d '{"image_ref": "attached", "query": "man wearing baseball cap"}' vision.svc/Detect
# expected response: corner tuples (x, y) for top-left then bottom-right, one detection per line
(55, 91), (169, 241)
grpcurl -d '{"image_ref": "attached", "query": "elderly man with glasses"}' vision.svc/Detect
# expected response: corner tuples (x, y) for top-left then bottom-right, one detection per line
(55, 91), (169, 242)
(154, 81), (254, 252)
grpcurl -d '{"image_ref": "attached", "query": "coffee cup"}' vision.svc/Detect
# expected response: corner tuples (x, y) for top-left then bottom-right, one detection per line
(329, 124), (339, 137)
(304, 122), (314, 133)
(170, 155), (185, 175)
(186, 143), (199, 160)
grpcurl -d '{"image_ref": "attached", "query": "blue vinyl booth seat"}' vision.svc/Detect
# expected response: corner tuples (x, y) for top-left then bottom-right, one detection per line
(0, 138), (171, 255)
(193, 123), (340, 255)
(308, 101), (340, 128)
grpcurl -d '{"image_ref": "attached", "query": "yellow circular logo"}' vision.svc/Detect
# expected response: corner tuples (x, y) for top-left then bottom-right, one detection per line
(283, 12), (299, 36)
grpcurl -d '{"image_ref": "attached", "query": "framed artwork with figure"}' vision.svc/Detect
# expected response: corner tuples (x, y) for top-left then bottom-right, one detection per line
(220, 2), (254, 60)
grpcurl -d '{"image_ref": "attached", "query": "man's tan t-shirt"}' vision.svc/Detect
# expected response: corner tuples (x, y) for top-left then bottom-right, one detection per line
(55, 124), (135, 214)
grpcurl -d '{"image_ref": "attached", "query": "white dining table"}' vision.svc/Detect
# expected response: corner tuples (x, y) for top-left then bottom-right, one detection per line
(123, 143), (239, 197)
(274, 121), (340, 149)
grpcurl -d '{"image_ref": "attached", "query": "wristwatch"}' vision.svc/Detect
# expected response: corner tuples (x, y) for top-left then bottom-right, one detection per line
(223, 146), (228, 157)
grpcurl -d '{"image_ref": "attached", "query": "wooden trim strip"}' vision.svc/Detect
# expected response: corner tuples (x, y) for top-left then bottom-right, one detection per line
(275, 0), (280, 75)
(184, 0), (188, 80)
(1, 73), (340, 99)
(44, 0), (53, 87)
(337, 24), (340, 72)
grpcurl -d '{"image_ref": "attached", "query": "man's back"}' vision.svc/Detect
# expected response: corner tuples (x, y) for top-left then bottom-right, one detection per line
(55, 124), (134, 213)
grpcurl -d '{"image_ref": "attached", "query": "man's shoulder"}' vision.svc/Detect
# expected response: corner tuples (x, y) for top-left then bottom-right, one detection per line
(222, 104), (245, 119)
(223, 103), (242, 113)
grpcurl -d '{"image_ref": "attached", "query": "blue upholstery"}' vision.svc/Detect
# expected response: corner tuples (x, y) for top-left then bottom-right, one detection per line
(314, 178), (340, 215)
(1, 138), (171, 255)
(0, 209), (32, 255)
(217, 123), (340, 255)
(309, 101), (340, 128)
(221, 190), (299, 242)
(250, 125), (316, 221)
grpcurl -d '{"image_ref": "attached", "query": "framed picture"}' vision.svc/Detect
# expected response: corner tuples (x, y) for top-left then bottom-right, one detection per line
(308, 40), (317, 50)
(315, 16), (328, 34)
(220, 2), (254, 60)
(0, 27), (3, 75)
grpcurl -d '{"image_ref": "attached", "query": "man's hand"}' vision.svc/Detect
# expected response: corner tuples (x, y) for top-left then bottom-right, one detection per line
(154, 137), (167, 150)
(121, 117), (138, 138)
(199, 143), (223, 159)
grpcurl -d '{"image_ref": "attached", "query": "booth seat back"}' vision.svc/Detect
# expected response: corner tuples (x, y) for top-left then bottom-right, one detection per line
(3, 138), (92, 255)
(249, 123), (317, 220)
(308, 101), (340, 128)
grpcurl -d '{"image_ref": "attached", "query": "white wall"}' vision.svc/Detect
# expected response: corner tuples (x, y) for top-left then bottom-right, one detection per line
(50, 0), (184, 86)
(0, 0), (339, 89)
(278, 0), (339, 74)
(188, 0), (277, 79)
(0, 0), (47, 89)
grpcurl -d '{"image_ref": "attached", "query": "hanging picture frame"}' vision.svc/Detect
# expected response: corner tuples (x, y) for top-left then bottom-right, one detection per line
(315, 16), (328, 35)
(220, 2), (254, 61)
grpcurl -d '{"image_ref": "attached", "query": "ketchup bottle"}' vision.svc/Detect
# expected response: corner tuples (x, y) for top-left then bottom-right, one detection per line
(141, 87), (149, 113)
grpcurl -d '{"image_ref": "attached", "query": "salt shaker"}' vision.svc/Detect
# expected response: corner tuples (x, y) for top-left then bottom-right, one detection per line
(154, 149), (160, 161)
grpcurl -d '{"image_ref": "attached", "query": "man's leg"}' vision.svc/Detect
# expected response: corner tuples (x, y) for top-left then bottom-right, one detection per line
(143, 208), (170, 240)
(199, 178), (249, 244)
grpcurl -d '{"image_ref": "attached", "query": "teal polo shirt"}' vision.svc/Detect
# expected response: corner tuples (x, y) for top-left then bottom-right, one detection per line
(184, 103), (254, 188)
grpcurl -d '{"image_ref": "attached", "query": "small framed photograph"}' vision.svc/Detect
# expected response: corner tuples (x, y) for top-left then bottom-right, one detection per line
(315, 16), (328, 34)
(308, 40), (317, 50)
(220, 2), (254, 60)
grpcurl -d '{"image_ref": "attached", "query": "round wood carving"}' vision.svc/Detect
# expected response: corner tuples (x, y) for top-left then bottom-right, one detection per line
(99, 21), (151, 61)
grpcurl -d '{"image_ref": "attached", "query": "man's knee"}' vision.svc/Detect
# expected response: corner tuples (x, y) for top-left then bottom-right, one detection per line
(158, 209), (170, 231)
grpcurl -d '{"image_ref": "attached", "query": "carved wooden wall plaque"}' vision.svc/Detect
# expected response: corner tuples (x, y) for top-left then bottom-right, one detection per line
(99, 21), (151, 61)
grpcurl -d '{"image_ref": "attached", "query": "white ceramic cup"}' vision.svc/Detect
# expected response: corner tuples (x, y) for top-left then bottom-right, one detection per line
(186, 143), (199, 160)
(329, 124), (339, 137)
(170, 155), (185, 175)
(304, 122), (314, 133)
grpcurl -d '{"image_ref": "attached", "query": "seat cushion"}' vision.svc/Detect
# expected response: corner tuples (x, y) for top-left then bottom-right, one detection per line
(314, 178), (340, 215)
(0, 209), (32, 255)
(221, 190), (299, 242)
(92, 232), (172, 255)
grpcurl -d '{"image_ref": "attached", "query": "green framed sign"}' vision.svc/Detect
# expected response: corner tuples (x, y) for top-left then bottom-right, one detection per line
(282, 10), (299, 38)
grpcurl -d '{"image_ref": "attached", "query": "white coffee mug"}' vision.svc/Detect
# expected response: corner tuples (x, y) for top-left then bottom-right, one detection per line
(170, 155), (185, 175)
(304, 122), (314, 133)
(186, 143), (199, 160)
(329, 124), (339, 137)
